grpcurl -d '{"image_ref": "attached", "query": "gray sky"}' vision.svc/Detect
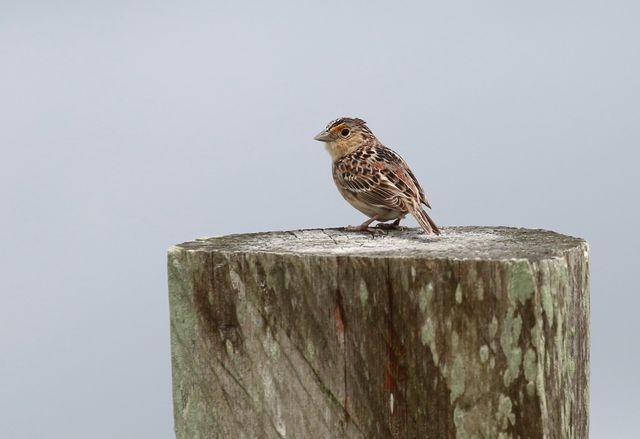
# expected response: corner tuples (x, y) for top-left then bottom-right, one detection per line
(1, 1), (638, 437)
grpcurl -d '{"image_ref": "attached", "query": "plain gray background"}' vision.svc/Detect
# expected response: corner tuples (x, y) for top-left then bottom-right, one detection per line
(1, 1), (638, 437)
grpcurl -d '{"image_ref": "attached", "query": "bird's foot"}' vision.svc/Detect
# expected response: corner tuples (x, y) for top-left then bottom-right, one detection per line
(343, 225), (386, 236)
(375, 220), (403, 231)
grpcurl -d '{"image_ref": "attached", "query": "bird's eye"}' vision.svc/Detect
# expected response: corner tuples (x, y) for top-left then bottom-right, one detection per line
(341, 128), (350, 137)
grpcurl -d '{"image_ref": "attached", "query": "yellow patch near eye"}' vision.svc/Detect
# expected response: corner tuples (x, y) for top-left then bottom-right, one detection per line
(330, 123), (346, 134)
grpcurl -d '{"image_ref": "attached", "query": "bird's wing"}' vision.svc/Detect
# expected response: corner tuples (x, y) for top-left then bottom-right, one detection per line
(334, 145), (425, 212)
(404, 164), (431, 208)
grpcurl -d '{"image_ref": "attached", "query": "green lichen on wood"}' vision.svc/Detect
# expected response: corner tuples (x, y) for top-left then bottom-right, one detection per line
(480, 345), (490, 363)
(359, 279), (369, 305)
(507, 260), (535, 304)
(500, 310), (523, 388)
(450, 355), (466, 402)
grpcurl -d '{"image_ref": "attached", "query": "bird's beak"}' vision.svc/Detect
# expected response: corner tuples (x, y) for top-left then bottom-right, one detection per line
(313, 130), (335, 142)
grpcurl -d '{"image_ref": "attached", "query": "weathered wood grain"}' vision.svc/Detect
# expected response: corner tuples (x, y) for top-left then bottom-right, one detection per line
(167, 226), (589, 439)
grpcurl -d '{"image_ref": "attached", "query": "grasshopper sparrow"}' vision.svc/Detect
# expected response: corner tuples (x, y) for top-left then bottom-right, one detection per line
(314, 117), (441, 235)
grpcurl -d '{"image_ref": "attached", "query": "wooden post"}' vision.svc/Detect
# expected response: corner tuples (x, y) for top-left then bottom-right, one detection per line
(167, 227), (589, 439)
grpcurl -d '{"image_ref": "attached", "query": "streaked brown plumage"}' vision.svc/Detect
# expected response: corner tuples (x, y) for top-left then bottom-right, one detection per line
(314, 117), (440, 235)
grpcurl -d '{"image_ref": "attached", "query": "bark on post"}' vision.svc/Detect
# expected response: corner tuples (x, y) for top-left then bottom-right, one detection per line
(167, 226), (589, 439)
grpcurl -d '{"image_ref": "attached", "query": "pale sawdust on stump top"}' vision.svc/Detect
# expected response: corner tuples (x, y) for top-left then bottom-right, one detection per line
(174, 226), (587, 262)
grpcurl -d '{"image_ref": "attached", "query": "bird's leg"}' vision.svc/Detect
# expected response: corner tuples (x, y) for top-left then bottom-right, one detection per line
(344, 216), (385, 235)
(375, 218), (403, 230)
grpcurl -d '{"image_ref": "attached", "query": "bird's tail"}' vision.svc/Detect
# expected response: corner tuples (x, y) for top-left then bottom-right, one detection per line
(411, 207), (441, 235)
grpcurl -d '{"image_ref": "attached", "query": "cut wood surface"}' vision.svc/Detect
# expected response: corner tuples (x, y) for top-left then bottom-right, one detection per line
(167, 226), (589, 439)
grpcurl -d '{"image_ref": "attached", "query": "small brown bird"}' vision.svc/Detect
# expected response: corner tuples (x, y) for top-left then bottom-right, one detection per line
(314, 117), (440, 235)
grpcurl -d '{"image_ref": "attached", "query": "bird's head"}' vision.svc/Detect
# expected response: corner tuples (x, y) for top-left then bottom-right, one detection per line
(314, 117), (374, 161)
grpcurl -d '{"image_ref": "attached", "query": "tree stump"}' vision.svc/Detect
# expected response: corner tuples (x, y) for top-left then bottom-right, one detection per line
(167, 227), (589, 439)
